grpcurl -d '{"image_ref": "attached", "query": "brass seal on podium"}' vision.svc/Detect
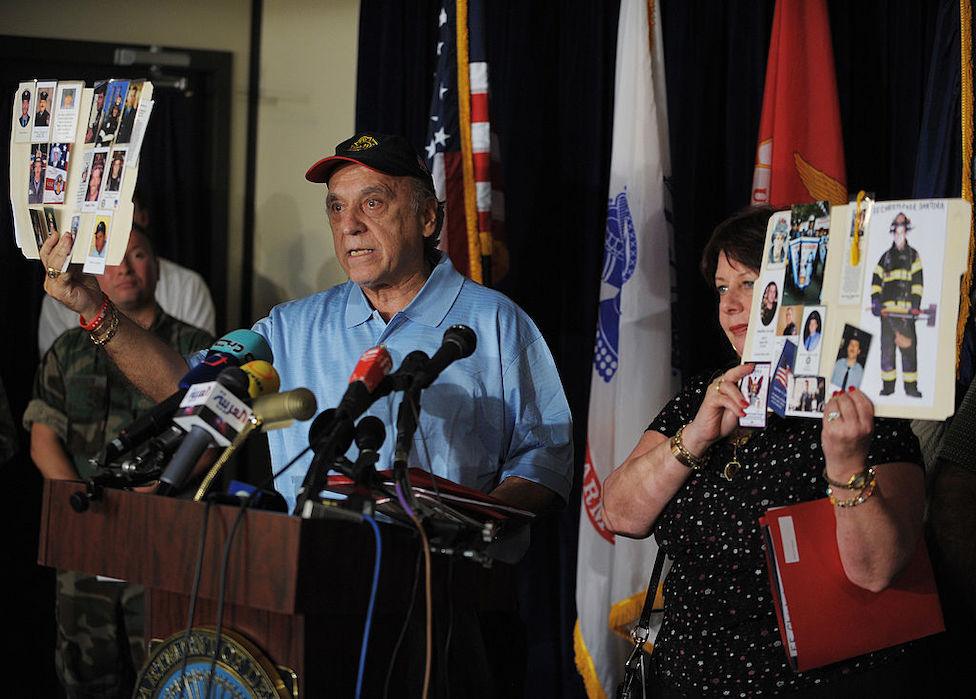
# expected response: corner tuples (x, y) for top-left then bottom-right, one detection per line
(135, 627), (296, 698)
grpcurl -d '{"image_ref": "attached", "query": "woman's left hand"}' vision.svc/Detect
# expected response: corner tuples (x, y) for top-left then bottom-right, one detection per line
(821, 387), (874, 478)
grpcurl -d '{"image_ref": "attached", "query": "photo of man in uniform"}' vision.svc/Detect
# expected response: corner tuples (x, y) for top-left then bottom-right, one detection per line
(35, 90), (51, 127)
(19, 90), (31, 128)
(871, 212), (924, 397)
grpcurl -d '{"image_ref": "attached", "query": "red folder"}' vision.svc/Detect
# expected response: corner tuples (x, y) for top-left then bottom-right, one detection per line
(760, 498), (944, 672)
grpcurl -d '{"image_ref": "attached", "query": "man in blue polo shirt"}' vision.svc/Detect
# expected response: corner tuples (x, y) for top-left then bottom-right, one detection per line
(40, 132), (573, 514)
(260, 133), (573, 512)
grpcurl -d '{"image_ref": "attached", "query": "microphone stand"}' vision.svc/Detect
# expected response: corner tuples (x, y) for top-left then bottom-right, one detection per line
(294, 417), (355, 516)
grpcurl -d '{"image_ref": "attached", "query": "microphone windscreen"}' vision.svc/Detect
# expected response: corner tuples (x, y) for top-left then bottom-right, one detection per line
(240, 360), (280, 398)
(210, 329), (274, 364)
(253, 388), (317, 428)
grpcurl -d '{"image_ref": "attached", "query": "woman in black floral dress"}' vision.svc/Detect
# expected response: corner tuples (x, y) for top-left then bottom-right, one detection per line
(603, 208), (929, 697)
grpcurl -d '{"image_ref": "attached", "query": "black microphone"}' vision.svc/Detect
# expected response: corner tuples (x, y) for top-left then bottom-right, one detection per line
(374, 350), (430, 397)
(99, 330), (272, 465)
(411, 325), (477, 390)
(156, 368), (255, 496)
(349, 416), (386, 485)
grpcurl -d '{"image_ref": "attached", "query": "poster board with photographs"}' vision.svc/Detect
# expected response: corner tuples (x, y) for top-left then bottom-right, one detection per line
(742, 198), (971, 421)
(8, 79), (153, 273)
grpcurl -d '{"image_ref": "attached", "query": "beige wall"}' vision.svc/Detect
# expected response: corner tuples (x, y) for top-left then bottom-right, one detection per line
(252, 0), (359, 320)
(2, 0), (360, 327)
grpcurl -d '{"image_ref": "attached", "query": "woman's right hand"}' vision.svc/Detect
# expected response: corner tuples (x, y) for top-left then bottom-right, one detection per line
(39, 228), (104, 319)
(682, 363), (755, 454)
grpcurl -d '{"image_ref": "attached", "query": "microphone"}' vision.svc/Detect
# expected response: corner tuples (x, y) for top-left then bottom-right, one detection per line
(351, 415), (386, 483)
(411, 325), (477, 391)
(374, 349), (430, 397)
(240, 360), (280, 398)
(252, 388), (317, 430)
(100, 330), (272, 464)
(157, 367), (264, 496)
(334, 345), (393, 423)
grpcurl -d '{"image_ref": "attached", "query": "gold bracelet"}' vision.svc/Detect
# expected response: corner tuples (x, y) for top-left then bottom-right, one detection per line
(670, 424), (707, 470)
(827, 472), (878, 508)
(90, 304), (120, 346)
(822, 466), (875, 491)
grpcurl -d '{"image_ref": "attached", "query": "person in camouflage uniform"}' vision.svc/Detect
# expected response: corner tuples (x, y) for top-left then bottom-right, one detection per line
(871, 211), (924, 397)
(24, 225), (212, 698)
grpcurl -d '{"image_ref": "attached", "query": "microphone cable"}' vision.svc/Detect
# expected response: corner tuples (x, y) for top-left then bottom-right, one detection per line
(355, 513), (382, 699)
(176, 499), (213, 699)
(382, 547), (422, 699)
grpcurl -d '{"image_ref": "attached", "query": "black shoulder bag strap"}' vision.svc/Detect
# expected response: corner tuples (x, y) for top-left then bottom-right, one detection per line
(615, 545), (667, 699)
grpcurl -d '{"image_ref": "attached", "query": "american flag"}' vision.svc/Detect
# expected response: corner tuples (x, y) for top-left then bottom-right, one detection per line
(425, 0), (502, 284)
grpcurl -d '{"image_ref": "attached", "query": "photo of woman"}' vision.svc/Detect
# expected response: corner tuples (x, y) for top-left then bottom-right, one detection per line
(803, 310), (822, 351)
(760, 281), (778, 326)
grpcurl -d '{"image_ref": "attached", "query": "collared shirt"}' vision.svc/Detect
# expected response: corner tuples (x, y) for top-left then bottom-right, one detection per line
(830, 358), (864, 389)
(248, 255), (574, 512)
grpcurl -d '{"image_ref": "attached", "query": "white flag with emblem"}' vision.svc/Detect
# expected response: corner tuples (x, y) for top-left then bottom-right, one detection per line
(574, 0), (675, 696)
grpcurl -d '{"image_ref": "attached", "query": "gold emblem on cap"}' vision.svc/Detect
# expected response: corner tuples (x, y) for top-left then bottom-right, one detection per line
(348, 135), (379, 152)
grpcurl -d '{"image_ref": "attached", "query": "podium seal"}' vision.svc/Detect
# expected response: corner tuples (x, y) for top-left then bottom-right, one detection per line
(136, 627), (295, 698)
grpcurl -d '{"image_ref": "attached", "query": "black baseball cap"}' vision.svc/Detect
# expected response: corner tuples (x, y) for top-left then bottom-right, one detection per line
(21, 90), (30, 101)
(305, 132), (435, 193)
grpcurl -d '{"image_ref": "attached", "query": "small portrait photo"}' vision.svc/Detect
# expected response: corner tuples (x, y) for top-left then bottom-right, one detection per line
(48, 142), (69, 171)
(105, 149), (127, 192)
(801, 309), (823, 352)
(830, 325), (873, 392)
(29, 209), (48, 249)
(776, 304), (802, 337)
(760, 281), (779, 327)
(34, 87), (52, 127)
(18, 86), (33, 129)
(738, 363), (771, 428)
(86, 152), (107, 202)
(85, 81), (108, 145)
(52, 174), (66, 198)
(43, 207), (59, 237)
(96, 79), (130, 147)
(60, 87), (76, 110)
(787, 375), (826, 416)
(28, 145), (48, 204)
(69, 215), (80, 237)
(768, 215), (790, 266)
(116, 81), (143, 144)
(88, 219), (109, 259)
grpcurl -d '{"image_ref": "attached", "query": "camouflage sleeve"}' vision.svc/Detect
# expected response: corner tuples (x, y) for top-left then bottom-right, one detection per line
(911, 249), (923, 310)
(22, 345), (69, 440)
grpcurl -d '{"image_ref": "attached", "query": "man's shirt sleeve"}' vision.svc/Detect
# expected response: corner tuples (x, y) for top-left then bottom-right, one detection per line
(23, 345), (68, 440)
(499, 334), (574, 503)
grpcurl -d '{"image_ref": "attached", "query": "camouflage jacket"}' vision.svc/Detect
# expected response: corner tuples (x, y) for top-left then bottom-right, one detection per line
(23, 307), (213, 479)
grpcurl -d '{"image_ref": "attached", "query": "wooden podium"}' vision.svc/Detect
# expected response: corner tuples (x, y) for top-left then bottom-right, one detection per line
(37, 479), (508, 696)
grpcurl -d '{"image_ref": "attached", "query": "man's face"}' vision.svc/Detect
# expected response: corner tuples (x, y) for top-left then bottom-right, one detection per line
(94, 230), (106, 253)
(32, 159), (42, 179)
(847, 338), (861, 362)
(37, 98), (47, 113)
(893, 226), (907, 249)
(99, 229), (157, 311)
(21, 98), (29, 116)
(325, 163), (435, 290)
(96, 93), (105, 110)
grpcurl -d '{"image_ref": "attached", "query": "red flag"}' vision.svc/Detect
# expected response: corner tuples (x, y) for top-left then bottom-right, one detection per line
(750, 0), (847, 208)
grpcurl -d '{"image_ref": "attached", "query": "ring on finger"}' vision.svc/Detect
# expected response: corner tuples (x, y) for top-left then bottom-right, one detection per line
(714, 378), (724, 393)
(825, 410), (841, 422)
(46, 267), (61, 280)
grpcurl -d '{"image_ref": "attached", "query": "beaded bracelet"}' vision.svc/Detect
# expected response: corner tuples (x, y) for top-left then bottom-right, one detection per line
(827, 471), (877, 508)
(90, 304), (120, 347)
(669, 424), (707, 470)
(822, 466), (875, 491)
(79, 296), (111, 332)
